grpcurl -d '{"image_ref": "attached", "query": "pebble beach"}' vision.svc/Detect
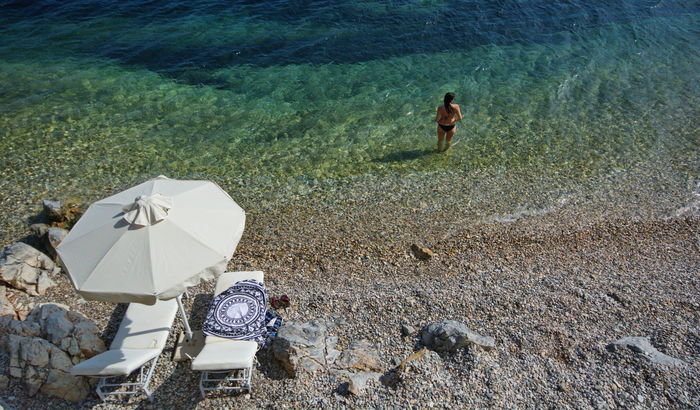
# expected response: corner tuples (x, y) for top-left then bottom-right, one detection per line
(2, 1), (700, 408)
(1, 155), (698, 409)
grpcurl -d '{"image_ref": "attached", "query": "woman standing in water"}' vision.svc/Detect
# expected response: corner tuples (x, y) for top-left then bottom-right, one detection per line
(435, 92), (462, 152)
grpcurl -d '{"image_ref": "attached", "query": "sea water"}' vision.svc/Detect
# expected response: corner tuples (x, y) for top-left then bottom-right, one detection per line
(0, 0), (698, 220)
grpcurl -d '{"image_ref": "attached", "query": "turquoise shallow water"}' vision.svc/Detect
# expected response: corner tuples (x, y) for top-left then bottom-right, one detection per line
(0, 1), (699, 217)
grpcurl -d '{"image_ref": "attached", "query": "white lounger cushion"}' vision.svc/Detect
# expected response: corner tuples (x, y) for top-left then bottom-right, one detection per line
(206, 271), (265, 345)
(71, 348), (161, 376)
(213, 271), (264, 296)
(191, 340), (258, 371)
(111, 299), (178, 350)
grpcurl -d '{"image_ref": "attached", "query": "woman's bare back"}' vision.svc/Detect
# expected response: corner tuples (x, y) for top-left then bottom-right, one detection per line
(437, 104), (460, 125)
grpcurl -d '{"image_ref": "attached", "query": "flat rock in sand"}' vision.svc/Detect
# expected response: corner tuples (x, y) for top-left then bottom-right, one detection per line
(420, 320), (495, 352)
(337, 339), (382, 372)
(609, 336), (686, 367)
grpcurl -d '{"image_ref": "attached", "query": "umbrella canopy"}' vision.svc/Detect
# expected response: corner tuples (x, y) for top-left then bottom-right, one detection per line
(56, 175), (246, 305)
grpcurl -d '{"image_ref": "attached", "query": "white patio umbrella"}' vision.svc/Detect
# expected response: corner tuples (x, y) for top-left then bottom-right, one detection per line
(56, 175), (245, 339)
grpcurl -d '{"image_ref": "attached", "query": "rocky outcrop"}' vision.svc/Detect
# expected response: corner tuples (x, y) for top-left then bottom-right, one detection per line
(609, 336), (686, 367)
(419, 320), (495, 352)
(272, 321), (384, 381)
(0, 303), (106, 401)
(0, 243), (58, 295)
(0, 286), (16, 318)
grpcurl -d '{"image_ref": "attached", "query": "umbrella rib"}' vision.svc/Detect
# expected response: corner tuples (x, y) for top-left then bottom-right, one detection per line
(93, 179), (159, 207)
(148, 222), (229, 295)
(78, 242), (120, 292)
(169, 220), (229, 262)
(80, 231), (146, 295)
(57, 204), (124, 246)
(146, 228), (157, 296)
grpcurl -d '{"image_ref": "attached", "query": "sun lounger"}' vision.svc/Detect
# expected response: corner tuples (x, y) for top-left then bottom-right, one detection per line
(192, 271), (264, 397)
(70, 299), (178, 401)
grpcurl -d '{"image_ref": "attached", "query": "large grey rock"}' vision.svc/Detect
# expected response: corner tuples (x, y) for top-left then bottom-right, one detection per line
(0, 243), (58, 295)
(0, 316), (41, 338)
(337, 339), (382, 372)
(0, 304), (106, 401)
(41, 369), (91, 402)
(419, 320), (495, 352)
(610, 337), (687, 367)
(45, 228), (69, 259)
(272, 320), (328, 376)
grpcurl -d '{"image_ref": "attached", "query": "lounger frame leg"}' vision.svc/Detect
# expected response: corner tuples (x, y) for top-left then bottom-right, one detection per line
(199, 366), (252, 398)
(95, 356), (160, 401)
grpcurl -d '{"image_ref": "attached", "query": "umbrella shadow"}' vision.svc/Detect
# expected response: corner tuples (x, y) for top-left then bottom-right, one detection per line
(255, 343), (293, 381)
(100, 303), (129, 343)
(127, 294), (209, 407)
(372, 148), (435, 163)
(133, 338), (203, 408)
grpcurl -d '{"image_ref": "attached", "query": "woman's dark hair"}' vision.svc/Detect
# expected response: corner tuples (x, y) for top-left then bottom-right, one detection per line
(444, 92), (455, 114)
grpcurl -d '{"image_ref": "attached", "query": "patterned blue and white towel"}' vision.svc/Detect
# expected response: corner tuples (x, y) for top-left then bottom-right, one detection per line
(202, 279), (281, 346)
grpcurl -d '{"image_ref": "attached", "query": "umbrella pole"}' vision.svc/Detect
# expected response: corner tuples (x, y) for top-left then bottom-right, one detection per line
(176, 294), (194, 340)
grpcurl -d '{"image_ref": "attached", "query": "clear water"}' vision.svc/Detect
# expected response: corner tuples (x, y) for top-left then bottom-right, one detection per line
(0, 0), (699, 213)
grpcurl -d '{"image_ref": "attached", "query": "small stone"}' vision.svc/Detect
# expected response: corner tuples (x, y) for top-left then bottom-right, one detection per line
(29, 224), (50, 238)
(410, 244), (435, 260)
(401, 324), (415, 337)
(42, 200), (63, 221)
(420, 320), (495, 351)
(347, 372), (382, 396)
(36, 272), (55, 295)
(557, 381), (571, 392)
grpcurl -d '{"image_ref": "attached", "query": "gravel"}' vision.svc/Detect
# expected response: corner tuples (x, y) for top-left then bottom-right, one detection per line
(0, 157), (698, 409)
